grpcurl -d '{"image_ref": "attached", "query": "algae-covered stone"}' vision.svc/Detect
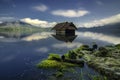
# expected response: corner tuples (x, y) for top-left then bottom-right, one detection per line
(68, 50), (77, 59)
(37, 60), (62, 68)
(48, 53), (61, 61)
(79, 45), (89, 50)
(115, 44), (120, 49)
(37, 59), (77, 69)
(54, 71), (63, 78)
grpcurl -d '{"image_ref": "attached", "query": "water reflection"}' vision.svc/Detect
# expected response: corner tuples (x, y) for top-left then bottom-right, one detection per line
(52, 42), (82, 48)
(52, 34), (77, 43)
(0, 31), (120, 45)
(0, 31), (120, 80)
(22, 32), (52, 41)
(0, 31), (28, 39)
(76, 31), (120, 44)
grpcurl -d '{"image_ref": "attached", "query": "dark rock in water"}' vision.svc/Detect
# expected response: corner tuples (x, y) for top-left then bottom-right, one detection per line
(61, 55), (65, 61)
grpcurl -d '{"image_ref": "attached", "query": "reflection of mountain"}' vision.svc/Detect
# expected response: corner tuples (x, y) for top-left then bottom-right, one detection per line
(0, 21), (51, 31)
(0, 21), (52, 39)
(78, 23), (120, 37)
(52, 34), (77, 43)
(0, 32), (29, 39)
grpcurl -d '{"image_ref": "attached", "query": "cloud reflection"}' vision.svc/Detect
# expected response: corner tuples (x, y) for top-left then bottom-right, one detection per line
(0, 36), (4, 38)
(76, 31), (120, 44)
(36, 47), (49, 53)
(22, 32), (52, 41)
(0, 54), (17, 63)
(52, 42), (82, 48)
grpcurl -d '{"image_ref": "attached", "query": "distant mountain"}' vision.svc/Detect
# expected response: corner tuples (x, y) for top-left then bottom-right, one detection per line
(0, 21), (52, 32)
(0, 21), (33, 27)
(78, 23), (120, 37)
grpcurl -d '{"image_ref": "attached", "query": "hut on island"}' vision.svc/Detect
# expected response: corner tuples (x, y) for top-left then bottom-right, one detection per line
(52, 22), (77, 36)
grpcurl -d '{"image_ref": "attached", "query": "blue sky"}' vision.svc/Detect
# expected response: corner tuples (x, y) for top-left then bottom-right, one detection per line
(0, 0), (120, 28)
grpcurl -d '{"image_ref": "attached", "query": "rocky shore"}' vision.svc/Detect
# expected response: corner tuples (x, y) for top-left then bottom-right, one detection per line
(37, 44), (120, 80)
(74, 44), (120, 80)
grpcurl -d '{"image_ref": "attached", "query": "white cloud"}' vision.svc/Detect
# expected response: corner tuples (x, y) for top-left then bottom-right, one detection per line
(51, 9), (89, 18)
(78, 14), (120, 28)
(20, 18), (56, 28)
(33, 4), (48, 12)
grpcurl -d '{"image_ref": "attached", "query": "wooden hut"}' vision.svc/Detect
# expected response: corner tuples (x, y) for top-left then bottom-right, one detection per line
(52, 22), (77, 36)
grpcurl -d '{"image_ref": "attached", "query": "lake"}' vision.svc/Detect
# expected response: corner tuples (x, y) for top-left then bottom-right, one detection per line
(0, 31), (120, 80)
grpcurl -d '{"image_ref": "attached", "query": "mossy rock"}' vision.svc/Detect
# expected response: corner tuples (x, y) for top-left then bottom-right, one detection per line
(78, 54), (83, 58)
(37, 60), (61, 68)
(37, 59), (77, 69)
(67, 50), (77, 59)
(64, 53), (69, 59)
(115, 44), (120, 49)
(54, 71), (63, 78)
(92, 75), (108, 80)
(48, 53), (61, 61)
(94, 47), (109, 57)
(79, 45), (89, 50)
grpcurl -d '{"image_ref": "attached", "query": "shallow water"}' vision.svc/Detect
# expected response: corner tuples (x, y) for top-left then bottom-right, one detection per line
(0, 31), (120, 80)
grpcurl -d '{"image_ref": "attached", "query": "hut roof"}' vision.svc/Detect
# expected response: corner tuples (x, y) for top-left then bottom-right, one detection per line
(52, 22), (77, 30)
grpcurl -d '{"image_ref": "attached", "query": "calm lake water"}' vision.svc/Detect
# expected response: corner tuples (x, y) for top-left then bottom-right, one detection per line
(0, 31), (120, 80)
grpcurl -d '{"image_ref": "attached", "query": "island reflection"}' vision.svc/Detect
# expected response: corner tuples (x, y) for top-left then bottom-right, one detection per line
(52, 34), (77, 43)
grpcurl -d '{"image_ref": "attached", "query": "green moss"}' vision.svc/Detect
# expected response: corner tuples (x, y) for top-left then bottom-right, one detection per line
(37, 59), (77, 69)
(79, 45), (89, 50)
(115, 44), (120, 49)
(54, 71), (63, 78)
(48, 53), (61, 61)
(78, 54), (83, 58)
(64, 53), (69, 59)
(92, 76), (108, 80)
(94, 47), (109, 57)
(73, 48), (80, 54)
(68, 50), (77, 59)
(37, 60), (61, 68)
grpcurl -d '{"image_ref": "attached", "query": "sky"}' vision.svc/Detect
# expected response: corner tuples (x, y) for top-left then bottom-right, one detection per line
(0, 0), (120, 28)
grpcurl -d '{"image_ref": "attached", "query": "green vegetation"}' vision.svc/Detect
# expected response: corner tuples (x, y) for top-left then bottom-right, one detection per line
(48, 53), (61, 61)
(37, 59), (77, 69)
(94, 47), (109, 57)
(37, 53), (78, 69)
(37, 44), (120, 80)
(53, 71), (64, 78)
(115, 44), (120, 49)
(92, 75), (108, 80)
(37, 60), (61, 68)
(78, 45), (90, 50)
(62, 44), (119, 79)
(67, 50), (77, 59)
(75, 44), (120, 80)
